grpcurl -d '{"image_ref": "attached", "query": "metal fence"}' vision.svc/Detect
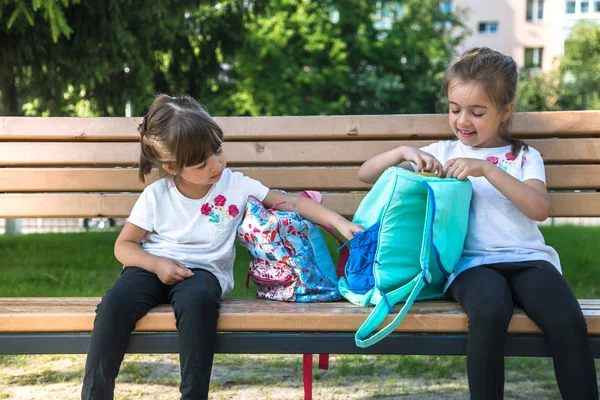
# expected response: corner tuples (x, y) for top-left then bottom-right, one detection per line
(0, 218), (126, 234)
(0, 217), (598, 235)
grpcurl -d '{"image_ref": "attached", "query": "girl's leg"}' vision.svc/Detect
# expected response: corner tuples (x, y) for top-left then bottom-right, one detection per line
(81, 267), (167, 400)
(507, 260), (598, 400)
(447, 266), (514, 400)
(168, 269), (222, 400)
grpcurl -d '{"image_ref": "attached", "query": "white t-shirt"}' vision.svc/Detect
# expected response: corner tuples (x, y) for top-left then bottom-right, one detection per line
(418, 140), (561, 289)
(127, 168), (269, 295)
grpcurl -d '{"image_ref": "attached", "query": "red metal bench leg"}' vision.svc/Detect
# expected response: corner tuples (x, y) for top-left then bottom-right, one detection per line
(318, 353), (329, 370)
(303, 353), (313, 400)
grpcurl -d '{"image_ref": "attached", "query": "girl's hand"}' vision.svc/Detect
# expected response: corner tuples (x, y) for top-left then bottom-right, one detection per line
(444, 158), (492, 180)
(401, 147), (444, 177)
(153, 257), (194, 285)
(335, 219), (364, 240)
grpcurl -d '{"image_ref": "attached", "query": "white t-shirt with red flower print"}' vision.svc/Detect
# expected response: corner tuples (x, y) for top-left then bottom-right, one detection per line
(417, 140), (561, 291)
(127, 168), (269, 295)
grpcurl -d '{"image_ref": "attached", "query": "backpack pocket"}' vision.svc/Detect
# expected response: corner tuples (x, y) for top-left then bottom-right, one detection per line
(343, 221), (380, 295)
(248, 259), (298, 301)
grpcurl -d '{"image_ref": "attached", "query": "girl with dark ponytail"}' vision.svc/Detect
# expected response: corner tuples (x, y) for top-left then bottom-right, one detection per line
(358, 48), (598, 399)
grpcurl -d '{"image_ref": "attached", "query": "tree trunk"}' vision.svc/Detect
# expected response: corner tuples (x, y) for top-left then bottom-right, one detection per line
(0, 66), (22, 234)
(0, 71), (19, 116)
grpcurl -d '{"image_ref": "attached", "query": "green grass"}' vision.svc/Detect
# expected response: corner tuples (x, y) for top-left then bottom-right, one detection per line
(0, 225), (598, 298)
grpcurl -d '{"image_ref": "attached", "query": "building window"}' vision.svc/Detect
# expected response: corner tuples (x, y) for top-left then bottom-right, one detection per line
(581, 0), (590, 12)
(566, 0), (576, 13)
(525, 47), (543, 68)
(527, 0), (544, 21)
(440, 0), (452, 14)
(595, 0), (600, 12)
(478, 22), (499, 34)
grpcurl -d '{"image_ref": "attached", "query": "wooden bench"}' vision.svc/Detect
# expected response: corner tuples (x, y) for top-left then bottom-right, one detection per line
(1, 112), (599, 394)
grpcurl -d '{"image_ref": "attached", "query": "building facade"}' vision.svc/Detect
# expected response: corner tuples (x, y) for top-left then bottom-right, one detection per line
(453, 0), (600, 71)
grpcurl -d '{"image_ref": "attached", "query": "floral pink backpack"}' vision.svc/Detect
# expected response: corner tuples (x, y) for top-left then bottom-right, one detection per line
(236, 191), (348, 302)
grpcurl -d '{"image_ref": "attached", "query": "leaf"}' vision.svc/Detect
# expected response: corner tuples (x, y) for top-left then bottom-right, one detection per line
(23, 9), (34, 26)
(6, 9), (21, 29)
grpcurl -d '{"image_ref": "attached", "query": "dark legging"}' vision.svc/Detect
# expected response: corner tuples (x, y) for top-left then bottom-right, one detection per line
(81, 267), (222, 400)
(447, 260), (598, 400)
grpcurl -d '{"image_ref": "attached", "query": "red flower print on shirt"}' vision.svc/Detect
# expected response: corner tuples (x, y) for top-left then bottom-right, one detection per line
(487, 156), (499, 165)
(229, 204), (239, 217)
(505, 152), (517, 161)
(201, 203), (212, 216)
(521, 156), (527, 166)
(214, 195), (226, 207)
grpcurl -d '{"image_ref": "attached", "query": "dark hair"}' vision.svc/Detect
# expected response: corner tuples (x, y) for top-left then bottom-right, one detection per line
(443, 47), (527, 155)
(137, 94), (223, 183)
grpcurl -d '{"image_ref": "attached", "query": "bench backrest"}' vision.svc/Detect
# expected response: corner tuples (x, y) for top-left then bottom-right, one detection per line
(0, 111), (599, 219)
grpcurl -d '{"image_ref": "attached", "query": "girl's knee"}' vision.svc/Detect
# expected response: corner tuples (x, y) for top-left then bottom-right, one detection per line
(172, 290), (220, 316)
(543, 308), (588, 340)
(95, 291), (138, 321)
(467, 305), (513, 332)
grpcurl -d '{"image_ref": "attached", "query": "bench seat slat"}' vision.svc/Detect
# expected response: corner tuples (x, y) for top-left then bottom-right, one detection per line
(0, 192), (598, 218)
(1, 298), (598, 335)
(1, 165), (599, 192)
(1, 112), (598, 140)
(1, 139), (599, 166)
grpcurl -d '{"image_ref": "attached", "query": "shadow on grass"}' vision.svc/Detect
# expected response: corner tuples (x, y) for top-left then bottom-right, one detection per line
(8, 369), (82, 385)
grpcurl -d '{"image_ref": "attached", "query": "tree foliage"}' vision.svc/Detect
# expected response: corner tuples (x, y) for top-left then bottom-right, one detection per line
(517, 70), (560, 112)
(516, 20), (600, 112)
(226, 0), (465, 115)
(1, 0), (466, 117)
(557, 20), (600, 111)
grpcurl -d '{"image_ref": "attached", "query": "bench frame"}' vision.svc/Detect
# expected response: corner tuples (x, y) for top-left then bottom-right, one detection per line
(2, 332), (599, 357)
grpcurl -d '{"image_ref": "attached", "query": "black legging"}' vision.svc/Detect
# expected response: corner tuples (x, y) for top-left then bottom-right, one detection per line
(81, 266), (222, 400)
(447, 260), (598, 400)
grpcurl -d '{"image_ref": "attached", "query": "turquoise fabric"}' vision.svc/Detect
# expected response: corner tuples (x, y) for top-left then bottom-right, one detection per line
(338, 167), (472, 347)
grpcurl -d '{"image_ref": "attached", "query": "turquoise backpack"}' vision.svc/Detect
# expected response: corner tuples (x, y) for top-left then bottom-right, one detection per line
(338, 167), (472, 347)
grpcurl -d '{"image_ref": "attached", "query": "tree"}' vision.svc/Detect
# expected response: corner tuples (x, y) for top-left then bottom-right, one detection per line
(1, 0), (465, 117)
(557, 20), (600, 111)
(222, 0), (465, 116)
(0, 0), (248, 117)
(346, 0), (466, 115)
(517, 69), (560, 112)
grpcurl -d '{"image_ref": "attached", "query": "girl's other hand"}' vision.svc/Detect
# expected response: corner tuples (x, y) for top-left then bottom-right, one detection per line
(402, 147), (444, 177)
(153, 257), (195, 285)
(444, 158), (492, 180)
(336, 219), (364, 240)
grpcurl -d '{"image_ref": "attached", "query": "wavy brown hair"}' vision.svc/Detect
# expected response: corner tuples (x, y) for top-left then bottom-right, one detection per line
(443, 47), (527, 155)
(137, 94), (223, 183)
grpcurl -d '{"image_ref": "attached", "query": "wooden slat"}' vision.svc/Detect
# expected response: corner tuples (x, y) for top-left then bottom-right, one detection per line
(1, 112), (598, 141)
(2, 165), (600, 192)
(0, 167), (369, 192)
(545, 165), (600, 189)
(1, 139), (599, 166)
(0, 192), (598, 218)
(1, 298), (599, 334)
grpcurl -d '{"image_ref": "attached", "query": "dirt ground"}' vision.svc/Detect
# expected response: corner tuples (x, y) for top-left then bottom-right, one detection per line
(0, 354), (579, 399)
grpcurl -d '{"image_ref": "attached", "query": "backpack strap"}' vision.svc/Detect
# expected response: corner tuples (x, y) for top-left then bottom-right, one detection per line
(354, 181), (439, 348)
(300, 190), (349, 278)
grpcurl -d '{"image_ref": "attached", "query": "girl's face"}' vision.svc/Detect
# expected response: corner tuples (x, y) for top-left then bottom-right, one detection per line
(164, 147), (227, 191)
(447, 79), (513, 148)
